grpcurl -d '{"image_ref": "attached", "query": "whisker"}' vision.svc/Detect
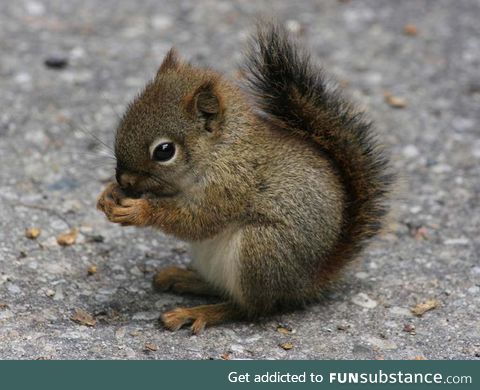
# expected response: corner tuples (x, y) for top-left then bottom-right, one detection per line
(69, 122), (115, 156)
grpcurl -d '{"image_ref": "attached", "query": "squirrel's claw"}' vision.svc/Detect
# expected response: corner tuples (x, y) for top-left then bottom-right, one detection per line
(161, 308), (206, 334)
(107, 198), (150, 226)
(161, 303), (240, 335)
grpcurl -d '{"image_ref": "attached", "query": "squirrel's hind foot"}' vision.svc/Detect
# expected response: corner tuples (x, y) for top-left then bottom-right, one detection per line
(161, 302), (241, 334)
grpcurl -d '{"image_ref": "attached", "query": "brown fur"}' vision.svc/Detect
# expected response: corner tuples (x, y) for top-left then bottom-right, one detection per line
(97, 23), (393, 333)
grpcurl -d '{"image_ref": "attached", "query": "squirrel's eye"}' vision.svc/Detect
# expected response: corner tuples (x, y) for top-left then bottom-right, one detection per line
(152, 142), (176, 162)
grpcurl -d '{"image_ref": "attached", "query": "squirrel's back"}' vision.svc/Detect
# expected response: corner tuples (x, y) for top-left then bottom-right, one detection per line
(244, 24), (393, 286)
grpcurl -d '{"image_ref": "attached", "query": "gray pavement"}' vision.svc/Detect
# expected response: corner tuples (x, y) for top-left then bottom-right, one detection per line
(0, 0), (479, 359)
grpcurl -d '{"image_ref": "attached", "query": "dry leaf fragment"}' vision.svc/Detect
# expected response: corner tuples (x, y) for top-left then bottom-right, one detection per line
(0, 303), (9, 310)
(57, 229), (78, 246)
(279, 342), (294, 350)
(25, 227), (41, 239)
(144, 342), (158, 352)
(87, 265), (98, 275)
(71, 308), (96, 327)
(404, 24), (418, 36)
(411, 299), (439, 316)
(220, 353), (231, 360)
(412, 356), (426, 360)
(384, 92), (407, 108)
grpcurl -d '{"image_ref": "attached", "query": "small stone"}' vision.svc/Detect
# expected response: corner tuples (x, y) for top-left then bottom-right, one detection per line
(285, 20), (302, 34)
(25, 1), (46, 16)
(115, 327), (126, 339)
(45, 289), (55, 297)
(352, 292), (378, 309)
(44, 55), (68, 69)
(25, 227), (41, 239)
(355, 271), (369, 279)
(229, 344), (244, 353)
(7, 284), (21, 294)
(87, 265), (98, 275)
(88, 235), (104, 243)
(403, 324), (416, 334)
(409, 205), (422, 214)
(403, 24), (418, 36)
(337, 323), (350, 331)
(144, 342), (158, 352)
(444, 237), (469, 246)
(151, 15), (173, 30)
(402, 145), (419, 159)
(279, 342), (294, 351)
(56, 229), (78, 246)
(71, 308), (96, 327)
(365, 336), (397, 350)
(276, 323), (293, 334)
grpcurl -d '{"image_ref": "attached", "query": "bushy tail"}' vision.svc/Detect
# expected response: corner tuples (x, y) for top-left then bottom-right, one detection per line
(244, 23), (394, 284)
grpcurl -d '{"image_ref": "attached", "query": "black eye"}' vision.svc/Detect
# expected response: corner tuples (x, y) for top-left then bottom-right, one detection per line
(152, 142), (176, 162)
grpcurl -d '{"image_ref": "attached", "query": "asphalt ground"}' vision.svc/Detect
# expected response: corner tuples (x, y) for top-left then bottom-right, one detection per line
(0, 0), (479, 359)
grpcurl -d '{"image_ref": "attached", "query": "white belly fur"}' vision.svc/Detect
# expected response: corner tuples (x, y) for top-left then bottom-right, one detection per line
(189, 227), (243, 303)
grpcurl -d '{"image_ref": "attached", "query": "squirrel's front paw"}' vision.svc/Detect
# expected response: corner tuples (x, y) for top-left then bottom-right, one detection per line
(97, 183), (151, 227)
(106, 197), (151, 226)
(97, 182), (124, 212)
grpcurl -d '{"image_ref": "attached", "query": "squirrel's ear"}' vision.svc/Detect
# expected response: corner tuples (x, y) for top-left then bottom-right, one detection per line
(186, 79), (223, 131)
(195, 81), (221, 115)
(157, 48), (180, 75)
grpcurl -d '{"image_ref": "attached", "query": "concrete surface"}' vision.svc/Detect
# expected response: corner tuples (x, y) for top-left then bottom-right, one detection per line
(0, 0), (479, 360)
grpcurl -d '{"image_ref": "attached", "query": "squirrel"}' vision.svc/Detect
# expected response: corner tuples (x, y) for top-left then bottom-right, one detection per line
(96, 23), (393, 334)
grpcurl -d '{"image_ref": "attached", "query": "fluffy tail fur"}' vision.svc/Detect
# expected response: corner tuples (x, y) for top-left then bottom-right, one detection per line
(244, 23), (394, 284)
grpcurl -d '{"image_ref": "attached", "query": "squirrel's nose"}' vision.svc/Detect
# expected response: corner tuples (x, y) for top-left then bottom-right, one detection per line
(117, 171), (137, 189)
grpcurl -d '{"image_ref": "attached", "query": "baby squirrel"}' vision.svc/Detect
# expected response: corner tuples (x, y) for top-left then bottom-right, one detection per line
(97, 23), (392, 333)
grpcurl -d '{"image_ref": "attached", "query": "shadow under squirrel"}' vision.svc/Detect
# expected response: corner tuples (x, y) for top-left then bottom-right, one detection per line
(97, 23), (393, 333)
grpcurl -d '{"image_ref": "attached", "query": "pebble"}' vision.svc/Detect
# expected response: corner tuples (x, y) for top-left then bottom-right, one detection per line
(355, 271), (369, 279)
(14, 73), (32, 84)
(351, 293), (378, 309)
(410, 206), (422, 214)
(53, 285), (64, 301)
(230, 344), (245, 353)
(0, 309), (14, 320)
(365, 336), (398, 350)
(444, 237), (469, 245)
(115, 327), (127, 339)
(7, 284), (21, 294)
(45, 289), (55, 297)
(44, 56), (69, 69)
(402, 145), (420, 158)
(151, 15), (173, 30)
(285, 20), (302, 34)
(25, 1), (45, 16)
(467, 286), (479, 294)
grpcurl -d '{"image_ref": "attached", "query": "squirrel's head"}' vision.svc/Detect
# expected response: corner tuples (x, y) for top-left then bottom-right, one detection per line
(114, 48), (247, 199)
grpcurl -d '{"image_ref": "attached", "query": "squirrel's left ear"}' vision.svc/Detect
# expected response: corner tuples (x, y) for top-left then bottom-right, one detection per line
(156, 48), (181, 76)
(186, 79), (224, 131)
